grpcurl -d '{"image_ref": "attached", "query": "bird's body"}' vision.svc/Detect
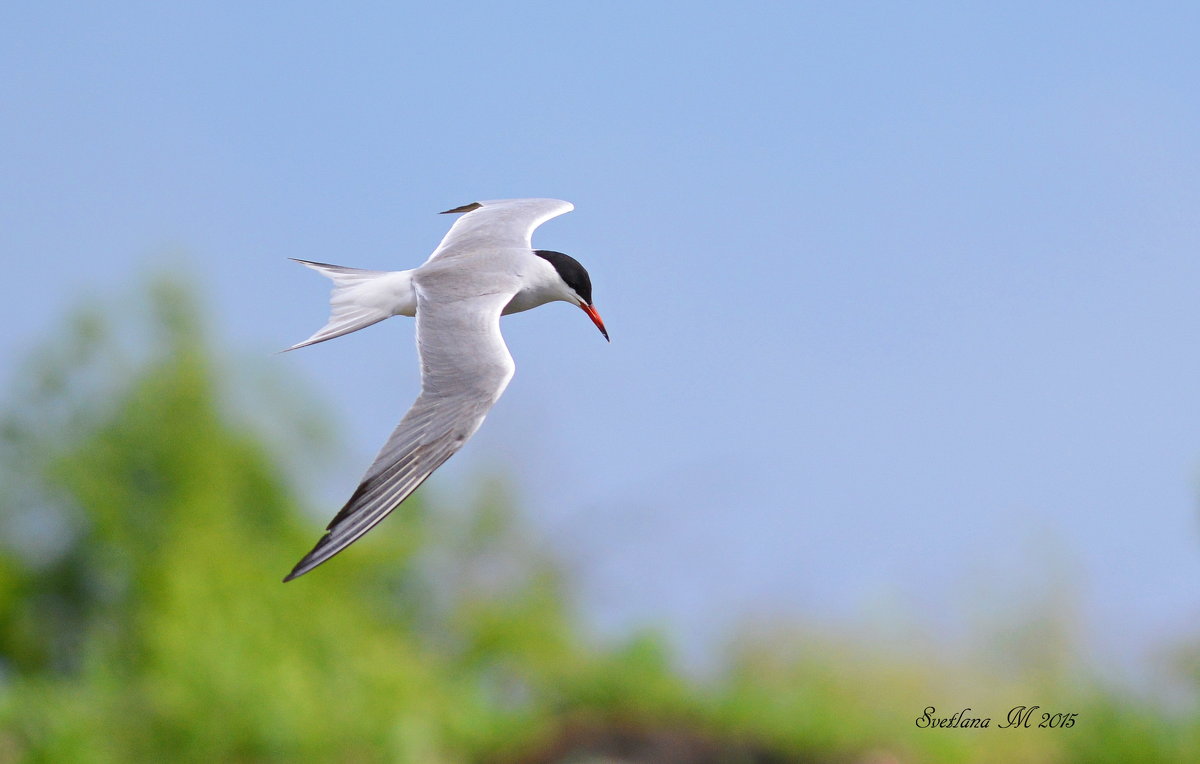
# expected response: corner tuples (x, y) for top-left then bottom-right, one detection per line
(284, 198), (607, 581)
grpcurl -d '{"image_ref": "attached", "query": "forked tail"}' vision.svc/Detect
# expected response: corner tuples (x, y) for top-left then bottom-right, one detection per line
(286, 259), (411, 351)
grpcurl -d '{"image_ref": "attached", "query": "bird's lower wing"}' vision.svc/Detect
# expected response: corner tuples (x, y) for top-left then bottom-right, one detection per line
(285, 287), (516, 581)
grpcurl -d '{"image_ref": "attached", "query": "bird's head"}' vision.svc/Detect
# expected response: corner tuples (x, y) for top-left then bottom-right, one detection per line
(534, 249), (609, 341)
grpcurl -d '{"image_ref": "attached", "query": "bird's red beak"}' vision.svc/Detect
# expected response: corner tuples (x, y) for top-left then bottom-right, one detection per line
(581, 304), (609, 342)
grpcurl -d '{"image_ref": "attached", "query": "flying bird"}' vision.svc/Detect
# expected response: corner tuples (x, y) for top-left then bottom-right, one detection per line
(283, 198), (607, 581)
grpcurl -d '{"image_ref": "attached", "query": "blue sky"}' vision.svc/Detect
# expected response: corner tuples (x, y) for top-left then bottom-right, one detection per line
(3, 3), (1199, 676)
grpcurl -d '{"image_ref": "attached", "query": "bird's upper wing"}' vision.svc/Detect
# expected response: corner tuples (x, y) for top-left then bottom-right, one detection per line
(426, 198), (573, 263)
(284, 275), (518, 581)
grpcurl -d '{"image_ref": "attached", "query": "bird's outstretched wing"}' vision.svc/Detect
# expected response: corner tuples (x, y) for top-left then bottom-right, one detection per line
(427, 198), (573, 263)
(284, 283), (517, 581)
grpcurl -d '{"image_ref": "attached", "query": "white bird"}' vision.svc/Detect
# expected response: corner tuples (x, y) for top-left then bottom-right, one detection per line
(283, 198), (607, 581)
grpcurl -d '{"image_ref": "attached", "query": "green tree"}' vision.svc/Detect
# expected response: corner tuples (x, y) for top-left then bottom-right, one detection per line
(0, 278), (552, 761)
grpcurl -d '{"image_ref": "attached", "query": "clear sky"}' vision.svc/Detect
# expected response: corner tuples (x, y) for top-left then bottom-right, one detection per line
(3, 3), (1199, 677)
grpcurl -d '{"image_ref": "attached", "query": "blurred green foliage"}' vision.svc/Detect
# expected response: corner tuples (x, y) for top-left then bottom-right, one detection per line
(0, 277), (1196, 762)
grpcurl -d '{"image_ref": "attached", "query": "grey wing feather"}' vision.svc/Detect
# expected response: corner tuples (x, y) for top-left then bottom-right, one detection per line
(284, 286), (516, 581)
(426, 198), (573, 263)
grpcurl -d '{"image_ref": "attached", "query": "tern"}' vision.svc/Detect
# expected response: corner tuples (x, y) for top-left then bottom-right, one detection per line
(283, 198), (607, 581)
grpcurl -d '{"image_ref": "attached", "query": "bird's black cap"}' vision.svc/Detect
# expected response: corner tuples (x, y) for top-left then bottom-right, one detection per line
(534, 250), (593, 305)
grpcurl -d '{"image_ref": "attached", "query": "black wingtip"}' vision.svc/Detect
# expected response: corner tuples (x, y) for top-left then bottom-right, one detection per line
(283, 534), (331, 582)
(439, 202), (482, 214)
(282, 561), (312, 583)
(282, 558), (309, 582)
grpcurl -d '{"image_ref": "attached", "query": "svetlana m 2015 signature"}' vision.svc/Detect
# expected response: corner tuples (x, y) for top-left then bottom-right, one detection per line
(915, 706), (1078, 729)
